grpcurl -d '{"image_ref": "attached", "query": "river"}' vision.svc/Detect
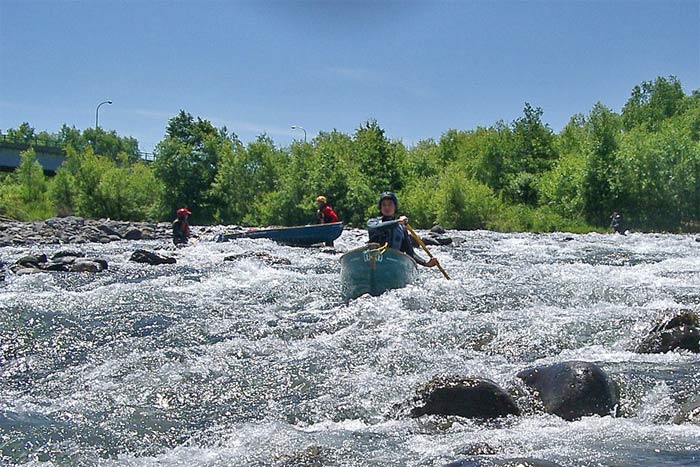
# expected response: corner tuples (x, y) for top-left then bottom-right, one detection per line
(1, 229), (699, 466)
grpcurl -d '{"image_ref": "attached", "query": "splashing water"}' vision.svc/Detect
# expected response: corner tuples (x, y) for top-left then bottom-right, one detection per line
(1, 230), (699, 466)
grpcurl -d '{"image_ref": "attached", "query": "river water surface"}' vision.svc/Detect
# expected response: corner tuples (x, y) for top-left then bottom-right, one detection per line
(1, 229), (699, 466)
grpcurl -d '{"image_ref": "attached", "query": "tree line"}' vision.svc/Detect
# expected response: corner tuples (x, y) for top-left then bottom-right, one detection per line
(1, 75), (698, 232)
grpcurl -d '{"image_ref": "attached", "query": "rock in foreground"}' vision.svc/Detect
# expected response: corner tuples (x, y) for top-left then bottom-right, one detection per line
(516, 361), (619, 421)
(410, 376), (520, 419)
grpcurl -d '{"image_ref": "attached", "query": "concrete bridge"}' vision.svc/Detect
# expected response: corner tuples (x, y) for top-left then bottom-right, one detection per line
(0, 137), (66, 173)
(0, 135), (154, 173)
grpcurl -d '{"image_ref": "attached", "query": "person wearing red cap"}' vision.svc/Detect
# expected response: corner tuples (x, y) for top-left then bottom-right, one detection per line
(173, 208), (191, 245)
(315, 195), (339, 224)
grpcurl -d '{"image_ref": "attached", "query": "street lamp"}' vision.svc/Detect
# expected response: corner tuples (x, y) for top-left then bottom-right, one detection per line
(291, 125), (307, 143)
(95, 100), (113, 130)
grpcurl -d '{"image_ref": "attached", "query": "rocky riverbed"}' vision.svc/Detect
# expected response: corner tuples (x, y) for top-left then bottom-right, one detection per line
(0, 216), (220, 246)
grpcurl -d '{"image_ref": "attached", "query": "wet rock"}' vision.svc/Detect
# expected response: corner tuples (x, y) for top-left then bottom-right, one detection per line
(673, 395), (700, 425)
(44, 262), (70, 272)
(430, 234), (453, 245)
(52, 250), (85, 260)
(421, 236), (442, 246)
(431, 225), (447, 234)
(444, 458), (562, 467)
(458, 443), (497, 456)
(50, 255), (80, 265)
(98, 224), (122, 237)
(14, 267), (43, 275)
(636, 311), (700, 354)
(130, 249), (176, 265)
(224, 252), (291, 265)
(70, 259), (106, 273)
(410, 376), (520, 419)
(17, 254), (48, 267)
(516, 361), (619, 421)
(273, 445), (324, 467)
(124, 228), (143, 240)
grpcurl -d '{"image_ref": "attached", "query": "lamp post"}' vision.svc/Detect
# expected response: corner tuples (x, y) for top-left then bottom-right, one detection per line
(95, 100), (113, 130)
(291, 125), (307, 143)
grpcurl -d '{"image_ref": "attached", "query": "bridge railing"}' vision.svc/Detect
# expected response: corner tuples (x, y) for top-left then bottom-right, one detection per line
(0, 133), (64, 152)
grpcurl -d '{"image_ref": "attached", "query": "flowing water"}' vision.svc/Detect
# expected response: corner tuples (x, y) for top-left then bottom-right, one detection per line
(1, 229), (699, 466)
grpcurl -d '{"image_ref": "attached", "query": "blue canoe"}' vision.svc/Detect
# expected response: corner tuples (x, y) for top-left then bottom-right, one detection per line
(216, 222), (344, 246)
(340, 243), (418, 300)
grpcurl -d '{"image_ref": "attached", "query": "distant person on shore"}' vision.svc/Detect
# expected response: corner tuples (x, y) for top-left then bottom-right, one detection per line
(366, 191), (437, 268)
(609, 211), (625, 235)
(173, 208), (191, 245)
(316, 195), (339, 224)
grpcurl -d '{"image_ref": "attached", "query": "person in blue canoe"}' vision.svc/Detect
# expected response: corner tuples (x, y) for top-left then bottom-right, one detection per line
(367, 191), (438, 268)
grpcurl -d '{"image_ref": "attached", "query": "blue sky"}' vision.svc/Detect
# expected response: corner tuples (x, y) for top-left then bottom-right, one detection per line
(1, 0), (698, 153)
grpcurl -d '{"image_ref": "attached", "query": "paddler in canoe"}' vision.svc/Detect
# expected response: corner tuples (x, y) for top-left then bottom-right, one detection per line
(316, 195), (340, 246)
(366, 191), (438, 268)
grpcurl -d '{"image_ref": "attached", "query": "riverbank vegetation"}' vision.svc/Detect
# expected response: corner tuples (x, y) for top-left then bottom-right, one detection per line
(1, 76), (698, 232)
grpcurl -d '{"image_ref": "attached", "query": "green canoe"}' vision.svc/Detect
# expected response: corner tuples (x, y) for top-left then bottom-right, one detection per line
(340, 243), (418, 300)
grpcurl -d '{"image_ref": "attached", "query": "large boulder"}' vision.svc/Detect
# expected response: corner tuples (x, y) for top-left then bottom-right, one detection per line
(98, 224), (122, 237)
(410, 376), (520, 419)
(636, 311), (700, 354)
(516, 361), (619, 421)
(130, 249), (176, 265)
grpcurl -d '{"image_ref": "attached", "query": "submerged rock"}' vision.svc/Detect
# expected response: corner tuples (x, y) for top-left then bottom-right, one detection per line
(444, 458), (562, 467)
(410, 375), (520, 419)
(636, 311), (700, 354)
(130, 249), (176, 265)
(673, 395), (700, 425)
(70, 259), (107, 273)
(516, 361), (619, 421)
(224, 252), (291, 265)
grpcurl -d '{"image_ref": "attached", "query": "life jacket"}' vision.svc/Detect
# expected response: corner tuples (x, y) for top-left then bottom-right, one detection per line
(320, 205), (339, 223)
(368, 216), (405, 249)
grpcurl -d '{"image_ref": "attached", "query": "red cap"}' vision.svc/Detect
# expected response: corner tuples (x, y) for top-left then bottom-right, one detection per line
(177, 208), (191, 217)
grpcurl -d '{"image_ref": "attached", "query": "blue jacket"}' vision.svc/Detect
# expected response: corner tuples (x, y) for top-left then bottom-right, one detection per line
(366, 216), (428, 266)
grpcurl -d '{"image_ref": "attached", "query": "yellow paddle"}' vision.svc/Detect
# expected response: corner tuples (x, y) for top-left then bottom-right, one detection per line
(406, 224), (450, 280)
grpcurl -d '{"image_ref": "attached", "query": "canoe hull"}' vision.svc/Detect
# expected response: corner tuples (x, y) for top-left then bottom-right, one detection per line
(340, 243), (418, 300)
(218, 222), (344, 246)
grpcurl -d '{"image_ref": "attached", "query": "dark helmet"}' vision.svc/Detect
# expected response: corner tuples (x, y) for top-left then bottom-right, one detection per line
(378, 191), (398, 210)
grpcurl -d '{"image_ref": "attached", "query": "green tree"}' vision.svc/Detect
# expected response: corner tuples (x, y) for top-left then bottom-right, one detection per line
(582, 103), (622, 225)
(0, 148), (54, 220)
(622, 76), (686, 131)
(153, 110), (234, 222)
